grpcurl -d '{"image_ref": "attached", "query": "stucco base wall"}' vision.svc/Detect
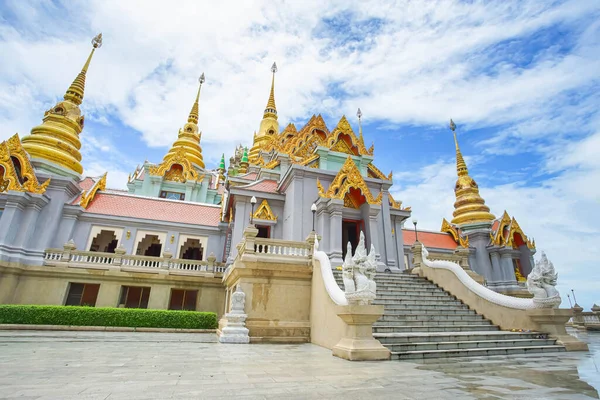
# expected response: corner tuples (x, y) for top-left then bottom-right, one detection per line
(0, 262), (225, 315)
(222, 257), (312, 344)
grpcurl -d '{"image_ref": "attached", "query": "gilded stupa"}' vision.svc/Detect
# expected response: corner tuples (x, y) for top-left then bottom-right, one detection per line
(249, 62), (279, 161)
(449, 119), (495, 226)
(162, 74), (206, 169)
(21, 33), (103, 177)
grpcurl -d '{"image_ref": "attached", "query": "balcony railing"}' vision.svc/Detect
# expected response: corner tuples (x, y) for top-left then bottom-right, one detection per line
(233, 227), (313, 266)
(43, 243), (226, 276)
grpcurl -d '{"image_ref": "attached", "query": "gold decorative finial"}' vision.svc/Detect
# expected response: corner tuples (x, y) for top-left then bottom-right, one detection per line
(357, 108), (364, 145)
(448, 119), (495, 225)
(188, 73), (205, 124)
(265, 62), (277, 116)
(64, 33), (102, 105)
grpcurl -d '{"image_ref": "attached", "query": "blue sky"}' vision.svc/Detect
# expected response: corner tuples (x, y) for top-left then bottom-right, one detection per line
(1, 0), (599, 308)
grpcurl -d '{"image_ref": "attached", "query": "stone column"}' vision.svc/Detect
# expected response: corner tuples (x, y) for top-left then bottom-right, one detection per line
(315, 198), (330, 254)
(53, 206), (83, 249)
(327, 198), (344, 267)
(379, 189), (397, 269)
(0, 191), (30, 246)
(499, 248), (518, 285)
(489, 251), (503, 283)
(12, 194), (50, 249)
(464, 229), (494, 280)
(572, 304), (585, 327)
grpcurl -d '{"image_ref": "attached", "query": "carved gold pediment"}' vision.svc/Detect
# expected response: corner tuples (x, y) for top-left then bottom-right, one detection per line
(148, 146), (202, 183)
(0, 134), (50, 194)
(252, 199), (277, 221)
(317, 156), (381, 205)
(80, 173), (106, 209)
(441, 218), (469, 248)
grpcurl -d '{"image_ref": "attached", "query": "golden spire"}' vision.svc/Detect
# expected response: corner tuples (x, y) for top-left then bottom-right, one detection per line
(250, 62), (280, 162)
(162, 74), (206, 169)
(449, 119), (495, 226)
(21, 33), (103, 177)
(64, 33), (103, 105)
(357, 108), (365, 146)
(264, 62), (278, 118)
(188, 73), (205, 124)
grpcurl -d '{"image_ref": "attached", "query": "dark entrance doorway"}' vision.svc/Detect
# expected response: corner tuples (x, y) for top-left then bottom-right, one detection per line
(342, 219), (364, 259)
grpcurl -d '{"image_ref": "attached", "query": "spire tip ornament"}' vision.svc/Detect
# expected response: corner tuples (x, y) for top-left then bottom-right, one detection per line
(91, 33), (103, 49)
(271, 62), (278, 74)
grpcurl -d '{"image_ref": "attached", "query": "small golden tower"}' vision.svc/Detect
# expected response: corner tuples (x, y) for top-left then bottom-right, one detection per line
(162, 74), (206, 169)
(449, 119), (495, 226)
(249, 62), (279, 161)
(21, 33), (103, 177)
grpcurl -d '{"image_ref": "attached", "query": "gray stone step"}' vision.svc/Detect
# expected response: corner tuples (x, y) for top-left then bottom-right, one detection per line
(374, 319), (493, 327)
(384, 338), (557, 353)
(373, 331), (549, 344)
(379, 314), (485, 322)
(374, 299), (464, 306)
(382, 309), (476, 316)
(382, 303), (471, 311)
(373, 324), (500, 333)
(391, 345), (566, 360)
(376, 292), (454, 299)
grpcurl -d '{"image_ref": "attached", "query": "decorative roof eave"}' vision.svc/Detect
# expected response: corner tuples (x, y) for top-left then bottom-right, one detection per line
(80, 173), (106, 209)
(441, 218), (469, 248)
(506, 217), (535, 249)
(252, 199), (277, 221)
(325, 116), (369, 156)
(0, 134), (50, 194)
(316, 156), (382, 205)
(148, 146), (203, 183)
(388, 193), (407, 210)
(367, 163), (391, 181)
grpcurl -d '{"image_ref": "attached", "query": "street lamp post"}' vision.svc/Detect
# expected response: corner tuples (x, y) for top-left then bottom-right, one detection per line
(311, 203), (317, 232)
(412, 218), (418, 242)
(250, 196), (257, 226)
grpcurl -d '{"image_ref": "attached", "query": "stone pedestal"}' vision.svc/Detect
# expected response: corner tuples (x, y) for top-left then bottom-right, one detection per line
(332, 304), (391, 361)
(527, 308), (589, 351)
(218, 286), (250, 344)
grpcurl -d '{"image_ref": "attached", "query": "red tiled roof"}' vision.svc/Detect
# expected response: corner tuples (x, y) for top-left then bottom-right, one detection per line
(84, 193), (221, 226)
(78, 177), (96, 191)
(237, 172), (258, 181)
(238, 179), (279, 193)
(403, 229), (458, 250)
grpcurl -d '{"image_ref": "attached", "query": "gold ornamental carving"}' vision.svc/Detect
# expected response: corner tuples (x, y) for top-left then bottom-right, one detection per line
(0, 135), (50, 194)
(149, 146), (202, 183)
(388, 193), (403, 210)
(80, 173), (106, 209)
(252, 199), (277, 221)
(316, 156), (381, 205)
(490, 211), (535, 249)
(441, 218), (469, 248)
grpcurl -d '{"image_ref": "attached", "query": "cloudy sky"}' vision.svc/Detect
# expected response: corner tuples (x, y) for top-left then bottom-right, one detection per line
(1, 0), (599, 308)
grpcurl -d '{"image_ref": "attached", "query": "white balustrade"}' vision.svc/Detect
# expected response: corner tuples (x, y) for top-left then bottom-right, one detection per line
(44, 250), (63, 261)
(253, 239), (310, 258)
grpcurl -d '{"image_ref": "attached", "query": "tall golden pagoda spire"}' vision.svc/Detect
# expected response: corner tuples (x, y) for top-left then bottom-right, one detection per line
(357, 108), (366, 147)
(250, 62), (280, 162)
(21, 33), (103, 177)
(163, 74), (206, 169)
(449, 119), (495, 226)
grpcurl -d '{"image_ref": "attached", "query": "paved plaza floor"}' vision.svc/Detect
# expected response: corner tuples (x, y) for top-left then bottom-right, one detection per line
(0, 329), (598, 400)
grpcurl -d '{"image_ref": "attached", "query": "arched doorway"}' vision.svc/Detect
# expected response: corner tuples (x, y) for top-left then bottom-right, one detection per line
(136, 234), (163, 257)
(179, 238), (204, 261)
(89, 230), (118, 253)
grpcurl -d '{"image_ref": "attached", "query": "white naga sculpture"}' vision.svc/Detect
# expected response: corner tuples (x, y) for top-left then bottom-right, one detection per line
(219, 285), (250, 344)
(342, 232), (377, 305)
(421, 245), (561, 310)
(527, 251), (561, 308)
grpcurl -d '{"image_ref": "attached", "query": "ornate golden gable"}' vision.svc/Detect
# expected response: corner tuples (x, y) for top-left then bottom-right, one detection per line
(317, 156), (382, 205)
(325, 116), (368, 156)
(80, 173), (106, 209)
(0, 135), (50, 194)
(252, 199), (277, 221)
(149, 146), (203, 183)
(388, 193), (402, 210)
(441, 218), (469, 248)
(367, 163), (388, 180)
(506, 217), (535, 249)
(264, 159), (280, 169)
(491, 211), (512, 246)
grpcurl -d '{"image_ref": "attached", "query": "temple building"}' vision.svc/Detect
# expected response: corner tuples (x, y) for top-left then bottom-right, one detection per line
(0, 34), (537, 312)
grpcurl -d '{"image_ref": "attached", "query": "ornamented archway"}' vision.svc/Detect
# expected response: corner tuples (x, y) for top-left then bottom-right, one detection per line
(89, 229), (118, 253)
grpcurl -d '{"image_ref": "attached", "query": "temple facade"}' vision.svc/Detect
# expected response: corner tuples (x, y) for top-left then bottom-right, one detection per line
(0, 34), (537, 312)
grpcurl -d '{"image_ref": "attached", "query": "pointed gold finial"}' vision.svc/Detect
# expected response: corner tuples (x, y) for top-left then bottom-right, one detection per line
(188, 73), (205, 124)
(449, 119), (468, 177)
(64, 33), (102, 105)
(264, 62), (277, 117)
(357, 108), (365, 144)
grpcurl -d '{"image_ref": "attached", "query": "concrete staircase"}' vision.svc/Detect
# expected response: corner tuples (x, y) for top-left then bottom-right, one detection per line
(334, 271), (565, 360)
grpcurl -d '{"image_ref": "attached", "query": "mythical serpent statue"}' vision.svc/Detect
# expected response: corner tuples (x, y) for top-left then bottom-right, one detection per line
(421, 246), (561, 309)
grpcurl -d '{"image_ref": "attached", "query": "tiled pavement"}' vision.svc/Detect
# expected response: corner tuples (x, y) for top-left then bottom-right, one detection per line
(0, 330), (598, 400)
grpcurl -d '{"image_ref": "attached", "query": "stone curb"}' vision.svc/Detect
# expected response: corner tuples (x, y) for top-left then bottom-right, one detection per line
(0, 324), (216, 333)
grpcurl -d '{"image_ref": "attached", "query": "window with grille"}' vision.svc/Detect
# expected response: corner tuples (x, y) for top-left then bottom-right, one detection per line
(65, 283), (100, 306)
(118, 286), (151, 309)
(168, 289), (198, 311)
(159, 191), (185, 201)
